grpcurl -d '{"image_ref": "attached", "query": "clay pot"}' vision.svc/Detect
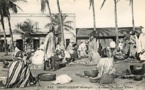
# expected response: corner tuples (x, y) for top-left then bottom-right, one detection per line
(130, 64), (145, 75)
(84, 70), (98, 77)
(37, 73), (56, 81)
(133, 75), (143, 81)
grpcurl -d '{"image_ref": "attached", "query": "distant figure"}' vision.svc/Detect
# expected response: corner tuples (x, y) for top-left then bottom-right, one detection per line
(113, 46), (128, 60)
(39, 42), (44, 50)
(88, 31), (100, 63)
(77, 41), (87, 58)
(137, 28), (145, 61)
(43, 26), (56, 70)
(129, 31), (138, 58)
(109, 39), (116, 53)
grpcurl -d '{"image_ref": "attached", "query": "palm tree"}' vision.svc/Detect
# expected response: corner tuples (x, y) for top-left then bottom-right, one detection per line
(0, 3), (8, 54)
(100, 0), (119, 43)
(14, 19), (35, 51)
(40, 0), (53, 25)
(56, 0), (65, 49)
(0, 0), (25, 52)
(89, 0), (96, 32)
(129, 0), (135, 31)
(45, 13), (75, 37)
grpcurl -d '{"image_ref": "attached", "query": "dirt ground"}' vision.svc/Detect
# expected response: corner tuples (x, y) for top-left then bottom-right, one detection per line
(0, 59), (145, 90)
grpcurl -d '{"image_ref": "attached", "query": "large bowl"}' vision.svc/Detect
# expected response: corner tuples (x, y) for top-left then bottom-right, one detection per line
(84, 70), (98, 77)
(130, 65), (145, 75)
(37, 73), (56, 81)
(89, 78), (99, 83)
(133, 75), (143, 81)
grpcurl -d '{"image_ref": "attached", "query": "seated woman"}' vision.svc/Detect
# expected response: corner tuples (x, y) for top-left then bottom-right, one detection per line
(3, 51), (36, 88)
(113, 46), (128, 60)
(90, 47), (115, 80)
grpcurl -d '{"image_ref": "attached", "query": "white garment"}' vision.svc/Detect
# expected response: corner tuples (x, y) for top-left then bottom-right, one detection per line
(52, 74), (72, 84)
(137, 33), (145, 53)
(31, 50), (44, 65)
(67, 43), (74, 54)
(64, 50), (71, 59)
(39, 44), (44, 50)
(139, 53), (145, 60)
(96, 57), (115, 79)
(109, 41), (116, 48)
(43, 32), (55, 59)
(118, 43), (124, 50)
(78, 42), (87, 57)
(12, 47), (21, 59)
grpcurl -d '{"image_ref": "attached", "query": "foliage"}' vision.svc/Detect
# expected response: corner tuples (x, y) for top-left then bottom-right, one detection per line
(45, 13), (75, 36)
(14, 19), (35, 43)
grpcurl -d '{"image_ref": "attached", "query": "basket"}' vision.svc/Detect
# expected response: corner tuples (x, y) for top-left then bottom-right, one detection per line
(37, 73), (56, 81)
(84, 70), (98, 77)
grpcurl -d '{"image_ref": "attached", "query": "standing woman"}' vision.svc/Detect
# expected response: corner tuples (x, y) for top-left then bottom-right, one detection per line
(43, 26), (56, 70)
(88, 31), (101, 64)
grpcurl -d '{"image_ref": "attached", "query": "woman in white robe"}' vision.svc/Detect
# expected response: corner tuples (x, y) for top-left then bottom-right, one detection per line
(43, 27), (56, 60)
(137, 29), (145, 61)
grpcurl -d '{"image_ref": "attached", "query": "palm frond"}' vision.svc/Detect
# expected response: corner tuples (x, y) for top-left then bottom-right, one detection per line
(129, 0), (132, 6)
(100, 0), (106, 10)
(64, 28), (76, 37)
(117, 0), (121, 3)
(44, 23), (52, 28)
(13, 29), (25, 34)
(41, 0), (46, 13)
(62, 14), (68, 21)
(63, 24), (74, 30)
(89, 0), (93, 9)
(64, 21), (73, 24)
(11, 0), (27, 2)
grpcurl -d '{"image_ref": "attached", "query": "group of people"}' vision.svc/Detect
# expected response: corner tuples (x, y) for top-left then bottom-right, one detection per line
(1, 26), (145, 88)
(111, 28), (145, 62)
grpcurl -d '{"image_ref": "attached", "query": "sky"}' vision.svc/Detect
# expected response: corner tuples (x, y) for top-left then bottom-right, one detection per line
(3, 0), (145, 29)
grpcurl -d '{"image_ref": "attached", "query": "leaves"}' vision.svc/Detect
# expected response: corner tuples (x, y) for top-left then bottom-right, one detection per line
(100, 0), (106, 10)
(45, 13), (74, 36)
(89, 0), (94, 9)
(41, 0), (46, 13)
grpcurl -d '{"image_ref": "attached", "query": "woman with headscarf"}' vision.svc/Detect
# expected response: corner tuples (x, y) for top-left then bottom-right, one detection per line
(3, 51), (36, 88)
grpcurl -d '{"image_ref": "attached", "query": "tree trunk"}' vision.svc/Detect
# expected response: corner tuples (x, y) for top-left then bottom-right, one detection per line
(7, 16), (15, 52)
(46, 0), (53, 24)
(0, 13), (8, 55)
(56, 0), (65, 49)
(92, 0), (96, 31)
(114, 0), (119, 44)
(131, 0), (135, 31)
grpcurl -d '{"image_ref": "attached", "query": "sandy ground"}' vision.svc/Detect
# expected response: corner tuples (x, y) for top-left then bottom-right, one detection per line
(0, 60), (145, 90)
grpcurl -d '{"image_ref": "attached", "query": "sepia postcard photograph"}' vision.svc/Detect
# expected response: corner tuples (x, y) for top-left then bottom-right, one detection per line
(0, 0), (145, 90)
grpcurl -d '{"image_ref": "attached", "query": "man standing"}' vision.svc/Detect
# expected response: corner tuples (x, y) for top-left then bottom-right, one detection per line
(137, 28), (145, 61)
(43, 26), (56, 70)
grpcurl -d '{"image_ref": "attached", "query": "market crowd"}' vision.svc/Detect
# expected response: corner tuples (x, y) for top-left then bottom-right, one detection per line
(1, 26), (145, 88)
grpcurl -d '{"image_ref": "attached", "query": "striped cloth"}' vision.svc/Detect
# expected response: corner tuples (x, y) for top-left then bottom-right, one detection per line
(4, 59), (33, 88)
